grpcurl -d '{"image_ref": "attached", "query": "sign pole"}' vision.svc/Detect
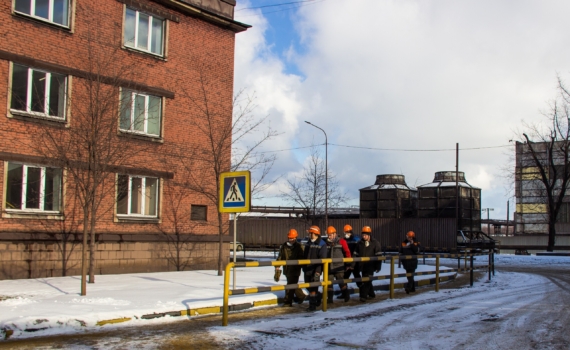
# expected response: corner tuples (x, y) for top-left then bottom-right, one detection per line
(218, 170), (250, 291)
(233, 213), (238, 289)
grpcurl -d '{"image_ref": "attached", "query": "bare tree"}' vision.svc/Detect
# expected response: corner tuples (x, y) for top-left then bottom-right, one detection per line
(280, 144), (349, 215)
(37, 184), (81, 277)
(173, 51), (277, 275)
(25, 16), (154, 294)
(157, 178), (200, 271)
(516, 76), (570, 251)
(182, 91), (276, 275)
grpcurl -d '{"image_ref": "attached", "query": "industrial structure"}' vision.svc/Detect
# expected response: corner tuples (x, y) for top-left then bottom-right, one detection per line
(359, 174), (417, 219)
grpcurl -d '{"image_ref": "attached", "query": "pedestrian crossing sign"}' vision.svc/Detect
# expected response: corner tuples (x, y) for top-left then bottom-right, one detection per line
(219, 171), (251, 213)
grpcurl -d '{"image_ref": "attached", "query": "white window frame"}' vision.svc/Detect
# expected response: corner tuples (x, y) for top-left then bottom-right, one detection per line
(6, 163), (62, 213)
(120, 90), (162, 137)
(116, 175), (159, 218)
(14, 0), (71, 28)
(124, 7), (164, 56)
(10, 64), (67, 120)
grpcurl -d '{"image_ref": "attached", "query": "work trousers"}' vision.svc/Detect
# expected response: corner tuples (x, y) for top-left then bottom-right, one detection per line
(304, 272), (320, 294)
(327, 271), (346, 293)
(405, 268), (416, 291)
(284, 275), (306, 303)
(344, 266), (362, 287)
(359, 269), (376, 299)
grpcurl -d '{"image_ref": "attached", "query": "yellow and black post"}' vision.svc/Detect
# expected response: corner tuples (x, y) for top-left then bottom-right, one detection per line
(389, 256), (395, 299)
(435, 255), (440, 292)
(470, 250), (474, 287)
(223, 262), (234, 326)
(322, 261), (329, 312)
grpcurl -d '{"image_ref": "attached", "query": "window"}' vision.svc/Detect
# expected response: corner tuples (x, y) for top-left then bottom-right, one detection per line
(6, 163), (62, 212)
(11, 64), (67, 120)
(14, 0), (70, 27)
(120, 89), (162, 136)
(191, 205), (207, 221)
(124, 8), (164, 56)
(117, 175), (158, 217)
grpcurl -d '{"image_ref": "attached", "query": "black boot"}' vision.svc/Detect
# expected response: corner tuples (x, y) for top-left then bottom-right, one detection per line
(327, 290), (333, 304)
(342, 289), (350, 302)
(315, 292), (322, 307)
(307, 296), (317, 312)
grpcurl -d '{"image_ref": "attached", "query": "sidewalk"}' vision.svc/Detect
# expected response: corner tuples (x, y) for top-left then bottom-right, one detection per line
(0, 263), (454, 340)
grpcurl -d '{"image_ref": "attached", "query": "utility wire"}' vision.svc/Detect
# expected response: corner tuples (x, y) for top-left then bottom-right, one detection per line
(236, 0), (318, 12)
(251, 143), (512, 155)
(329, 143), (512, 152)
(235, 0), (327, 17)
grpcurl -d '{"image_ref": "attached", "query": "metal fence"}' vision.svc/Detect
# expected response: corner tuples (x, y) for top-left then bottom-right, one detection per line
(232, 218), (457, 250)
(222, 251), (493, 326)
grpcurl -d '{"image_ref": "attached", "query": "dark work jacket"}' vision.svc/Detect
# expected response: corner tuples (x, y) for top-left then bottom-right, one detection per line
(344, 234), (361, 256)
(326, 237), (351, 273)
(303, 237), (327, 275)
(399, 239), (419, 271)
(354, 238), (383, 274)
(277, 241), (304, 277)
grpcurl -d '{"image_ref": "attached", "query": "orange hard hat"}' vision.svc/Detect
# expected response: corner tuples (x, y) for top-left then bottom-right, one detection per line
(362, 226), (372, 234)
(406, 231), (415, 238)
(344, 224), (353, 233)
(288, 229), (298, 239)
(307, 226), (320, 235)
(326, 226), (337, 235)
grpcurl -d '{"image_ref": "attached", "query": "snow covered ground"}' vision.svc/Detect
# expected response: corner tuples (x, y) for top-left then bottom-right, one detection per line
(1, 253), (569, 349)
(211, 255), (570, 349)
(0, 253), (451, 340)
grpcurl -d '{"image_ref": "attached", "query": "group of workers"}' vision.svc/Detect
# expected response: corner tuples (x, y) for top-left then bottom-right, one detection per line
(275, 225), (419, 311)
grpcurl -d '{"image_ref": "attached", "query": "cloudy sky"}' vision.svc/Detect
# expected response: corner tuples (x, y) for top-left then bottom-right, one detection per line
(231, 0), (570, 220)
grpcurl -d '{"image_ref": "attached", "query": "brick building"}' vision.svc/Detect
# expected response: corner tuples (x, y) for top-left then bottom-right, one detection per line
(0, 0), (249, 279)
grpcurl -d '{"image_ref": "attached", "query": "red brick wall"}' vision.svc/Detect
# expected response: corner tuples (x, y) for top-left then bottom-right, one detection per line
(0, 0), (240, 278)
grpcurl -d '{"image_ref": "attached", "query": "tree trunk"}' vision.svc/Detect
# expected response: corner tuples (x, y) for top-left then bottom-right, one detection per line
(81, 206), (89, 295)
(88, 199), (97, 283)
(547, 219), (556, 252)
(62, 238), (67, 277)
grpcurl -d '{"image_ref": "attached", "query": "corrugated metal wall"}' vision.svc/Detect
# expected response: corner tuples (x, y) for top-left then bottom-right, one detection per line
(232, 218), (457, 249)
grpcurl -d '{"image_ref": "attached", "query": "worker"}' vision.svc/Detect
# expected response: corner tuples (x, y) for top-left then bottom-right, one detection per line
(303, 225), (327, 311)
(399, 231), (419, 294)
(340, 224), (362, 294)
(325, 226), (351, 303)
(354, 226), (382, 302)
(275, 229), (306, 306)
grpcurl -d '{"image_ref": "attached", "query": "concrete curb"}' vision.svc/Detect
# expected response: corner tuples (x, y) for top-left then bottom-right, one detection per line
(95, 274), (456, 326)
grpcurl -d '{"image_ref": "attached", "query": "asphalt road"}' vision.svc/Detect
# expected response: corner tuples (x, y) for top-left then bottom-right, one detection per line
(1, 265), (568, 349)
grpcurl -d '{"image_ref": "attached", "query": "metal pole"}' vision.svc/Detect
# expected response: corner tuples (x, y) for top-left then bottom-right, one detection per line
(506, 201), (510, 236)
(389, 256), (395, 299)
(233, 213), (237, 289)
(222, 262), (233, 326)
(435, 255), (440, 292)
(470, 251), (474, 287)
(491, 249), (495, 276)
(488, 251), (491, 281)
(456, 143), (459, 233)
(305, 121), (328, 229)
(323, 262), (329, 312)
(487, 209), (490, 235)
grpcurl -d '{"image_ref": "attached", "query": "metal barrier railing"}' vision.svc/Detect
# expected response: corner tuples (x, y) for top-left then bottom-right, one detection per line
(222, 251), (493, 326)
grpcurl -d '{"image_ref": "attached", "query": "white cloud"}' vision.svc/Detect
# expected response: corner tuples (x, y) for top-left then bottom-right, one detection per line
(233, 0), (570, 219)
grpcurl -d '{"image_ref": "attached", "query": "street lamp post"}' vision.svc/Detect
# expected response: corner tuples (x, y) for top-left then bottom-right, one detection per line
(482, 208), (494, 235)
(305, 121), (328, 229)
